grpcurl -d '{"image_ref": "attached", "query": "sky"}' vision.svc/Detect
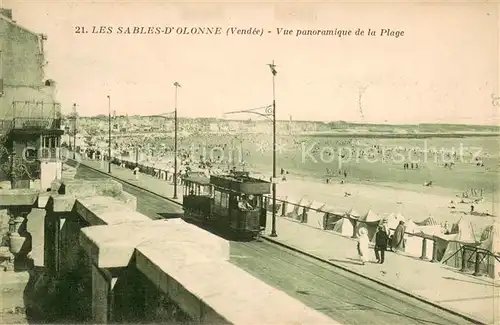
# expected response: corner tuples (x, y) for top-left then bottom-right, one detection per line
(5, 0), (500, 124)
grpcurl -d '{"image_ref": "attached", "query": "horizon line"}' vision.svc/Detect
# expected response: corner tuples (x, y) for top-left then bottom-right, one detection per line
(67, 115), (500, 127)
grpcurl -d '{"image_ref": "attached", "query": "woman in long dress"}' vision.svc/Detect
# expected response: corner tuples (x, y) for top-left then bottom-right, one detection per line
(357, 227), (370, 265)
(391, 221), (406, 252)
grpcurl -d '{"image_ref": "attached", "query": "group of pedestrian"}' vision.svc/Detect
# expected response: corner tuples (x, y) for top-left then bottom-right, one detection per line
(357, 220), (406, 265)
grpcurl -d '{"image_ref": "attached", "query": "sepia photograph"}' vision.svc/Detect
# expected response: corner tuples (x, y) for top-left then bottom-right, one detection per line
(0, 0), (498, 324)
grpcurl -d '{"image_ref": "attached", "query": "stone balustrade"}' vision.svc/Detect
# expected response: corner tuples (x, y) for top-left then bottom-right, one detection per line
(0, 178), (340, 324)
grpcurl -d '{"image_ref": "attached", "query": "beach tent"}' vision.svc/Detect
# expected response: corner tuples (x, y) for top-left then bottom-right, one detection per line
(304, 200), (327, 229)
(405, 219), (417, 234)
(441, 218), (479, 268)
(287, 196), (303, 206)
(415, 216), (439, 226)
(360, 210), (382, 223)
(284, 196), (308, 221)
(280, 195), (301, 211)
(346, 207), (363, 220)
(299, 197), (313, 208)
(357, 210), (382, 240)
(479, 224), (500, 279)
(322, 205), (347, 218)
(383, 212), (405, 231)
(309, 200), (326, 211)
(322, 205), (347, 230)
(480, 224), (500, 252)
(331, 217), (355, 237)
(413, 215), (442, 236)
(265, 195), (284, 213)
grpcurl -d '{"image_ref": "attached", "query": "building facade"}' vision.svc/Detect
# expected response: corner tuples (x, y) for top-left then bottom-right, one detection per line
(0, 8), (63, 189)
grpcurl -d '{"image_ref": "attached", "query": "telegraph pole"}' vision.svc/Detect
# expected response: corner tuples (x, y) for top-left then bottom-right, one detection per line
(0, 50), (3, 97)
(107, 95), (111, 174)
(72, 103), (77, 159)
(173, 82), (181, 199)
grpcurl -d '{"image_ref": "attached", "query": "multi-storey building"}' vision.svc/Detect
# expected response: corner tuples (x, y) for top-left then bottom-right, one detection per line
(0, 8), (63, 189)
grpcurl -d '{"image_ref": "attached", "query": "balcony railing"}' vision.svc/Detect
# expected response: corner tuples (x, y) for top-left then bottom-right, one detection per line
(0, 118), (61, 133)
(12, 117), (61, 130)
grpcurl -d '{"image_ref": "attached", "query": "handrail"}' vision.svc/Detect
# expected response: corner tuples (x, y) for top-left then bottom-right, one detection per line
(442, 244), (500, 264)
(440, 244), (500, 277)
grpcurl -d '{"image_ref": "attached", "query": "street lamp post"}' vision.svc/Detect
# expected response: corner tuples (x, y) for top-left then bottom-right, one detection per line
(173, 82), (181, 200)
(221, 62), (279, 237)
(269, 60), (278, 237)
(107, 95), (111, 174)
(72, 103), (77, 159)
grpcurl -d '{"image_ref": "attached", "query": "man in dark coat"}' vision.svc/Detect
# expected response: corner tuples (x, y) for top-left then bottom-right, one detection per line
(374, 225), (389, 264)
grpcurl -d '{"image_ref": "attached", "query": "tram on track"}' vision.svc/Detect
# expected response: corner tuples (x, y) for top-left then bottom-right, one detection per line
(182, 171), (270, 240)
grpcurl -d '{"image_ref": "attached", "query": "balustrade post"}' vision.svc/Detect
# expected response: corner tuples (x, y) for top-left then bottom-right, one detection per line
(281, 201), (287, 216)
(431, 237), (438, 262)
(473, 248), (483, 276)
(459, 246), (467, 272)
(8, 207), (32, 270)
(420, 238), (428, 260)
(301, 207), (307, 223)
(351, 219), (358, 238)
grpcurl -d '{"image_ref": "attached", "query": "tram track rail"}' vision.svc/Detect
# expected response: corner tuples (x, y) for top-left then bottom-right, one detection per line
(235, 240), (471, 325)
(70, 160), (483, 325)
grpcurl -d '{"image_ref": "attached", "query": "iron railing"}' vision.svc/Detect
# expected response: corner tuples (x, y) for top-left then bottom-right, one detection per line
(441, 244), (500, 276)
(0, 118), (61, 133)
(12, 117), (61, 130)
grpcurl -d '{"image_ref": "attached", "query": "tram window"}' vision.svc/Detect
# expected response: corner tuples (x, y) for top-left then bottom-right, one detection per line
(221, 192), (228, 208)
(214, 191), (222, 206)
(246, 194), (258, 207)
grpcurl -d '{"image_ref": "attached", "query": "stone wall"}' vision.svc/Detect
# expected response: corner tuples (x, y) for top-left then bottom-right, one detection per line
(0, 178), (340, 324)
(0, 208), (9, 245)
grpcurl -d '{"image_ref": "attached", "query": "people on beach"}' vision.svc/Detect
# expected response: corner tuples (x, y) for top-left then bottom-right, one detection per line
(391, 221), (406, 252)
(374, 225), (389, 264)
(357, 228), (370, 265)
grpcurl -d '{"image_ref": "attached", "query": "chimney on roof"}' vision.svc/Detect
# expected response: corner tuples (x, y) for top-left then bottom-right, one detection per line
(0, 8), (13, 20)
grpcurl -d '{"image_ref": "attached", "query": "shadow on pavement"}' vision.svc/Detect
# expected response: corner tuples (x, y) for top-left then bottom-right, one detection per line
(329, 257), (364, 266)
(442, 275), (499, 288)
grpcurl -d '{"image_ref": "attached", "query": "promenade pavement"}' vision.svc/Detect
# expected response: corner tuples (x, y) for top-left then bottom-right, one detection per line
(72, 158), (499, 325)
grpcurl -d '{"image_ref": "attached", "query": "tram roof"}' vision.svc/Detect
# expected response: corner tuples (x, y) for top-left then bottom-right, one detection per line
(210, 174), (271, 195)
(184, 175), (211, 185)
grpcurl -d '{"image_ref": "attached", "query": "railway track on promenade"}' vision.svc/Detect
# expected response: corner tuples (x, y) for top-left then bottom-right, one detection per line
(72, 162), (478, 325)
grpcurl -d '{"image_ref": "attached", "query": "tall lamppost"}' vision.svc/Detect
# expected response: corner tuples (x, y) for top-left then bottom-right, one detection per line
(173, 82), (181, 199)
(107, 95), (111, 174)
(268, 60), (278, 237)
(222, 61), (279, 237)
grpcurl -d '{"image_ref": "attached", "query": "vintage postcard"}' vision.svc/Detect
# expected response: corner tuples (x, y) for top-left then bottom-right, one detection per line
(0, 1), (498, 324)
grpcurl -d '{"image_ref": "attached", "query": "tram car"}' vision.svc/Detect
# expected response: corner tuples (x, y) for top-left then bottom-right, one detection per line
(182, 172), (270, 240)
